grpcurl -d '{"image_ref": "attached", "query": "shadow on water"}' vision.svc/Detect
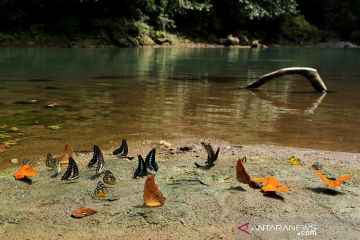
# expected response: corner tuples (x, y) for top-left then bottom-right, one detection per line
(306, 187), (345, 196)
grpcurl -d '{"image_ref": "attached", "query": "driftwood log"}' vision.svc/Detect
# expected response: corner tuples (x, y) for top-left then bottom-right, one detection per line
(246, 67), (327, 92)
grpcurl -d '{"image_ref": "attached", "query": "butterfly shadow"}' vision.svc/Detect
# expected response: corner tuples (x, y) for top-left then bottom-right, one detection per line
(261, 191), (285, 202)
(90, 174), (102, 180)
(306, 187), (345, 196)
(18, 177), (33, 185)
(226, 186), (247, 192)
(194, 163), (215, 170)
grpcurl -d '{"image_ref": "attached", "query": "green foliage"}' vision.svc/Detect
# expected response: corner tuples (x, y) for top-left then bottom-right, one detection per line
(280, 15), (319, 43)
(0, 0), (358, 45)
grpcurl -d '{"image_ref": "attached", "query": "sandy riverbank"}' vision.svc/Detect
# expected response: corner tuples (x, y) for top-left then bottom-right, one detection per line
(0, 138), (359, 239)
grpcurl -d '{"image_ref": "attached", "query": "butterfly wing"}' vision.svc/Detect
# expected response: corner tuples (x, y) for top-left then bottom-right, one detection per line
(312, 169), (334, 187)
(46, 153), (56, 168)
(88, 145), (100, 168)
(201, 142), (213, 163)
(144, 176), (165, 207)
(113, 139), (128, 157)
(59, 153), (70, 164)
(14, 164), (38, 180)
(236, 158), (251, 184)
(94, 181), (108, 198)
(262, 177), (289, 192)
(64, 144), (73, 157)
(290, 156), (298, 166)
(145, 148), (158, 171)
(61, 157), (79, 180)
(103, 170), (116, 185)
(133, 155), (147, 178)
(95, 146), (105, 175)
(251, 177), (269, 184)
(331, 175), (353, 188)
(313, 169), (353, 188)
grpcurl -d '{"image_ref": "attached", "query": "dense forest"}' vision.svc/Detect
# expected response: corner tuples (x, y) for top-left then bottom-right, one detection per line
(0, 0), (359, 47)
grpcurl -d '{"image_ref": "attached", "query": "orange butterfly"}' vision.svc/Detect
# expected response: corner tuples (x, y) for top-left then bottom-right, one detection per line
(71, 207), (97, 218)
(144, 176), (165, 207)
(252, 176), (289, 192)
(59, 144), (74, 164)
(236, 157), (260, 188)
(14, 164), (38, 180)
(65, 144), (73, 156)
(236, 157), (252, 184)
(312, 168), (353, 188)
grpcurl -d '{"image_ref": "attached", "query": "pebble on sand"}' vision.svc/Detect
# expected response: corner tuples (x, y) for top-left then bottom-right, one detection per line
(10, 158), (19, 164)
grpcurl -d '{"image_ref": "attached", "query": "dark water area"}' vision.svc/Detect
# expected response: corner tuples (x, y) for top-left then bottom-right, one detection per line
(0, 48), (359, 167)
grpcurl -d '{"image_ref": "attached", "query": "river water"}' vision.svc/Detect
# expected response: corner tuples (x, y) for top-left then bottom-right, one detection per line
(0, 48), (359, 167)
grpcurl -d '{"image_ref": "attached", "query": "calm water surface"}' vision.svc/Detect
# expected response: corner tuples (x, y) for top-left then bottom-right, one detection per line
(0, 48), (359, 166)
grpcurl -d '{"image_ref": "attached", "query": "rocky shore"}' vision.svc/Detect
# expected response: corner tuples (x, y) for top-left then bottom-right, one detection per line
(0, 138), (359, 239)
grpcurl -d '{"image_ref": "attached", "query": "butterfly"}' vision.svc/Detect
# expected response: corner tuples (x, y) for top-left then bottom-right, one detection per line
(71, 207), (97, 218)
(59, 144), (74, 164)
(144, 175), (165, 207)
(103, 170), (116, 185)
(312, 168), (353, 188)
(45, 153), (57, 168)
(113, 139), (128, 158)
(64, 144), (73, 156)
(88, 145), (105, 175)
(252, 176), (289, 192)
(290, 156), (299, 166)
(94, 181), (108, 198)
(145, 148), (158, 172)
(236, 157), (260, 189)
(22, 159), (33, 166)
(61, 157), (79, 181)
(236, 157), (251, 184)
(311, 162), (322, 170)
(14, 164), (38, 180)
(133, 155), (148, 178)
(195, 142), (220, 168)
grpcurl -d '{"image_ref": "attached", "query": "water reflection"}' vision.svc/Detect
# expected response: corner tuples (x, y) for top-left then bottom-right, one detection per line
(0, 48), (359, 166)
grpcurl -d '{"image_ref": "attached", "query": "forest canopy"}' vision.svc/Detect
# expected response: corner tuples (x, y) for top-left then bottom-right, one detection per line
(0, 0), (359, 46)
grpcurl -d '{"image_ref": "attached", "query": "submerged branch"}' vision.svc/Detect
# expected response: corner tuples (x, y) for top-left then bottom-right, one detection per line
(247, 67), (327, 92)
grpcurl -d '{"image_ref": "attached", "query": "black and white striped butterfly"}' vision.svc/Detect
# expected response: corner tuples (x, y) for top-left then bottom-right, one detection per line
(133, 155), (147, 178)
(61, 157), (79, 181)
(94, 181), (108, 198)
(88, 145), (105, 175)
(103, 170), (116, 185)
(195, 142), (220, 169)
(113, 139), (128, 158)
(45, 153), (57, 168)
(145, 148), (158, 172)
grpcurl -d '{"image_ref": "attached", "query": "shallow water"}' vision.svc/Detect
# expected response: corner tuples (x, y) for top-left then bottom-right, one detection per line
(0, 48), (359, 166)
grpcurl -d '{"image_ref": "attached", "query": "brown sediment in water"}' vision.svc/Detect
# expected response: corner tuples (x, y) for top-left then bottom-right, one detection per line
(0, 137), (359, 239)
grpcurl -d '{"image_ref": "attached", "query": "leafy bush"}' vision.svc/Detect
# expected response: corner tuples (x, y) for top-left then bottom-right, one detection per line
(280, 15), (319, 43)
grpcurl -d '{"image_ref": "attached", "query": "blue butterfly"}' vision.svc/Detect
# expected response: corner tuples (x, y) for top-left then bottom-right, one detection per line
(113, 139), (134, 160)
(88, 145), (105, 175)
(133, 155), (147, 178)
(145, 148), (158, 172)
(61, 157), (79, 181)
(113, 139), (128, 158)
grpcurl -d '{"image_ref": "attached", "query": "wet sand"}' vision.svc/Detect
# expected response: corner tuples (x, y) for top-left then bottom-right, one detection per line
(0, 138), (359, 239)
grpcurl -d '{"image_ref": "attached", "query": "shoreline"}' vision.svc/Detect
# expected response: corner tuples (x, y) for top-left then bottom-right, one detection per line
(0, 138), (359, 239)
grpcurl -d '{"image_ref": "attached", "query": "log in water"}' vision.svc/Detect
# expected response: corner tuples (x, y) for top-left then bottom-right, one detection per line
(247, 67), (327, 92)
